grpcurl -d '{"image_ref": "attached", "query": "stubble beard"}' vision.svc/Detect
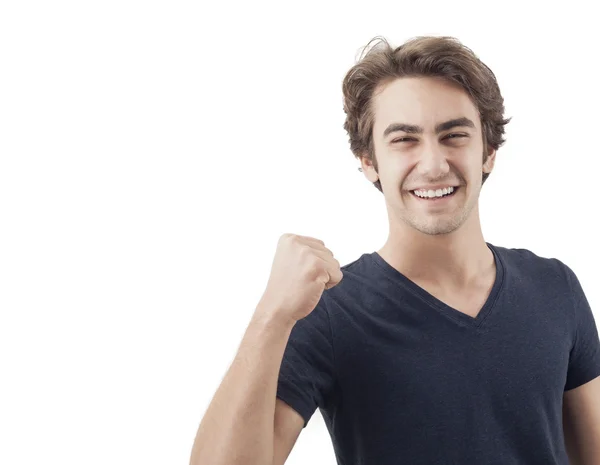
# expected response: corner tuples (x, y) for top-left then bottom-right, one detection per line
(399, 189), (478, 236)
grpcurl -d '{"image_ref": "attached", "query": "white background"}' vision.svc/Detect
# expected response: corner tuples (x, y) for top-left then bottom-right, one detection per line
(1, 1), (598, 464)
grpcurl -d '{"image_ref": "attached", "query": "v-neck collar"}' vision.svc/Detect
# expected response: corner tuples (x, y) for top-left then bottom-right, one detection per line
(369, 242), (505, 329)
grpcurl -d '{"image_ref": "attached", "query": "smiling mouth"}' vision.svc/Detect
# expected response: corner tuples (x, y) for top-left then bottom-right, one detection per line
(410, 186), (460, 200)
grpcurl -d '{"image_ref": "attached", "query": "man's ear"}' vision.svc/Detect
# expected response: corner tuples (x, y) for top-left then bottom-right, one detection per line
(483, 148), (496, 174)
(360, 155), (379, 183)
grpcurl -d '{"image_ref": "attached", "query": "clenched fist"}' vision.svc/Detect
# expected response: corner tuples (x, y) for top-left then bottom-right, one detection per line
(257, 233), (344, 324)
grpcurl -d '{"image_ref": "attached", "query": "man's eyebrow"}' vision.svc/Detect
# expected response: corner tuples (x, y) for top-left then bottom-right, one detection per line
(382, 117), (476, 138)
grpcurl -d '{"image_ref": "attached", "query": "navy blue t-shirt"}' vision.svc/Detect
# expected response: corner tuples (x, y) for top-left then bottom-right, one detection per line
(276, 243), (600, 465)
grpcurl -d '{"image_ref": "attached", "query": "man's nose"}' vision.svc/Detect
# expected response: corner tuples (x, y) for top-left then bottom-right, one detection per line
(416, 143), (450, 178)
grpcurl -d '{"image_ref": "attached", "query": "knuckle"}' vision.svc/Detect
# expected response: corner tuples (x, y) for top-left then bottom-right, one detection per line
(299, 244), (312, 256)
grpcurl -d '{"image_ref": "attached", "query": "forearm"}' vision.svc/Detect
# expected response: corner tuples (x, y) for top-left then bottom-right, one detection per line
(190, 308), (295, 465)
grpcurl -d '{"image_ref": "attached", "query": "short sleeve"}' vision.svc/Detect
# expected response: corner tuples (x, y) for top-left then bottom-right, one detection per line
(276, 295), (336, 428)
(564, 265), (600, 391)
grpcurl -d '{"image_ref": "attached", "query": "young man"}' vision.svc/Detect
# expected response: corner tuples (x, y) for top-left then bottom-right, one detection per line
(190, 36), (600, 465)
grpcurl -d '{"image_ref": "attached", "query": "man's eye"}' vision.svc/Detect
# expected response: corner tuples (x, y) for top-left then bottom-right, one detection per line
(391, 134), (466, 143)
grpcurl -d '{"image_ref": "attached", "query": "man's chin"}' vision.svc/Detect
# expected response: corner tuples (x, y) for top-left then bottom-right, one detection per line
(414, 225), (459, 236)
(405, 216), (465, 236)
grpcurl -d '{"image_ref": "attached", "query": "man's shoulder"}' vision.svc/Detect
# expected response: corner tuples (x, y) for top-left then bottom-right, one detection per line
(491, 243), (573, 285)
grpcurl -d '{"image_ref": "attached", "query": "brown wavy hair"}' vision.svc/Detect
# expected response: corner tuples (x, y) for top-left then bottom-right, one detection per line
(342, 35), (512, 193)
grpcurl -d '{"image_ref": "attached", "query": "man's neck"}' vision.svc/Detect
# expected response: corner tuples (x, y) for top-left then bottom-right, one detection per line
(377, 215), (494, 290)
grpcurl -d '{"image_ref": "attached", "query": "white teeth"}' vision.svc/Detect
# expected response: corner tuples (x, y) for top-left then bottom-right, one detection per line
(413, 186), (455, 198)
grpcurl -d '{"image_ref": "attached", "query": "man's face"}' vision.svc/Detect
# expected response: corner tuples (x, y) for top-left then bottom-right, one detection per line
(362, 76), (496, 236)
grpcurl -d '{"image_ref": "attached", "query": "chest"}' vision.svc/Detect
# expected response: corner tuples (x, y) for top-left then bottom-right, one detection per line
(335, 294), (572, 429)
(428, 290), (489, 318)
(335, 318), (571, 458)
(413, 279), (496, 319)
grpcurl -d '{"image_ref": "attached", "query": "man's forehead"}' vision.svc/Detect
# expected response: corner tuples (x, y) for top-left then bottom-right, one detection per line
(371, 77), (479, 130)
